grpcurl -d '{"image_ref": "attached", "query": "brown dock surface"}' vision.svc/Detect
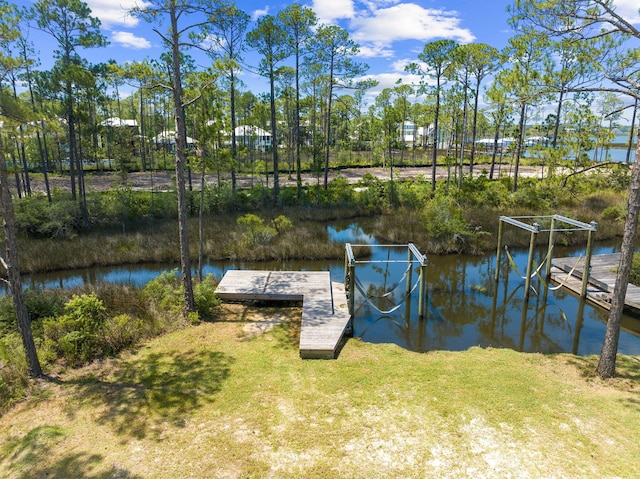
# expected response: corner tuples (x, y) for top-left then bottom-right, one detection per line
(215, 270), (351, 359)
(551, 253), (640, 314)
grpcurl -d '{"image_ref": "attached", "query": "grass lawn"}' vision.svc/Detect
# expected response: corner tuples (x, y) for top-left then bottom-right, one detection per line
(1, 303), (639, 478)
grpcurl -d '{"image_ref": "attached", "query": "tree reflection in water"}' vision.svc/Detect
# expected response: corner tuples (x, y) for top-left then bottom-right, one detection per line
(352, 245), (640, 356)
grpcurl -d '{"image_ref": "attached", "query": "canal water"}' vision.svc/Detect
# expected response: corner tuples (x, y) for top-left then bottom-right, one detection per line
(17, 223), (640, 357)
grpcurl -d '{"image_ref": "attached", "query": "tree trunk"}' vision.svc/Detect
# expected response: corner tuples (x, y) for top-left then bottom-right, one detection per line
(432, 77), (440, 193)
(170, 1), (195, 316)
(269, 67), (279, 202)
(512, 102), (527, 193)
(0, 141), (42, 377)
(597, 127), (640, 378)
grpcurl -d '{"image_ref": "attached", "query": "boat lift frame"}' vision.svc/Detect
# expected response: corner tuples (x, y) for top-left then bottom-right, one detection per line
(345, 243), (428, 317)
(495, 214), (598, 299)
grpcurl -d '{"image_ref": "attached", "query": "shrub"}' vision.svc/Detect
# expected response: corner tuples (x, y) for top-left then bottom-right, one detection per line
(194, 274), (221, 320)
(42, 293), (107, 367)
(421, 195), (474, 253)
(142, 269), (183, 317)
(0, 333), (31, 414)
(0, 288), (66, 336)
(236, 213), (292, 246)
(601, 205), (625, 222)
(629, 253), (640, 287)
(101, 314), (143, 355)
(14, 196), (84, 238)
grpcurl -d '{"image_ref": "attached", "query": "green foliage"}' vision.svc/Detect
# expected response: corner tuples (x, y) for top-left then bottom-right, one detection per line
(142, 269), (183, 317)
(0, 333), (30, 414)
(510, 178), (556, 210)
(0, 288), (66, 336)
(421, 195), (474, 253)
(101, 314), (143, 355)
(194, 274), (221, 321)
(629, 253), (640, 287)
(42, 293), (107, 367)
(141, 270), (220, 321)
(14, 196), (84, 238)
(601, 205), (625, 221)
(236, 213), (292, 246)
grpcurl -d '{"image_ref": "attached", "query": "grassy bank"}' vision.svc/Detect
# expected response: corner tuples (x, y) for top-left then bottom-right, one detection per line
(1, 304), (639, 478)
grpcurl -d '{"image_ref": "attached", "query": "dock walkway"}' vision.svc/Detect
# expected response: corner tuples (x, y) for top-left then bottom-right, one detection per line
(550, 253), (640, 314)
(215, 270), (351, 359)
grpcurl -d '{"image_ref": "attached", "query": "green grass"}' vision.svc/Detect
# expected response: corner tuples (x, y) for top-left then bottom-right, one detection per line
(1, 304), (639, 478)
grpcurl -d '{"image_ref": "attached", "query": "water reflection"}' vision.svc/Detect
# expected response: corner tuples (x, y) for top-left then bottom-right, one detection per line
(12, 223), (640, 356)
(353, 242), (640, 356)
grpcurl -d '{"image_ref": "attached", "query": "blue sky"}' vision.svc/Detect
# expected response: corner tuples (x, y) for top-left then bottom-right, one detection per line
(12, 0), (640, 117)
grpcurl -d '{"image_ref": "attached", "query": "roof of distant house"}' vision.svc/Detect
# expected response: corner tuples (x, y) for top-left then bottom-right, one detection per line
(100, 117), (138, 127)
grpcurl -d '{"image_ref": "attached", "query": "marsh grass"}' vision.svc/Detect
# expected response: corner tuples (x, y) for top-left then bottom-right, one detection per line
(1, 305), (639, 478)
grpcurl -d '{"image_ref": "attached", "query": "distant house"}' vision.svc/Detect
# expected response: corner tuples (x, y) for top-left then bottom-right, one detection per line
(234, 125), (272, 152)
(397, 121), (433, 147)
(98, 117), (139, 150)
(100, 117), (139, 129)
(152, 130), (198, 152)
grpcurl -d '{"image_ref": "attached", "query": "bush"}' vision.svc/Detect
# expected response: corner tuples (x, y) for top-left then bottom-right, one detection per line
(142, 269), (183, 317)
(42, 293), (107, 367)
(236, 213), (292, 247)
(194, 274), (221, 320)
(629, 253), (640, 287)
(0, 333), (31, 414)
(0, 288), (66, 336)
(601, 205), (625, 222)
(142, 270), (220, 322)
(14, 196), (84, 238)
(101, 314), (143, 355)
(422, 195), (474, 253)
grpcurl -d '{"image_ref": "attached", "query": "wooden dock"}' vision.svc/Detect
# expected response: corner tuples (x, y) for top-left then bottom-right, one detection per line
(215, 270), (352, 359)
(550, 253), (640, 314)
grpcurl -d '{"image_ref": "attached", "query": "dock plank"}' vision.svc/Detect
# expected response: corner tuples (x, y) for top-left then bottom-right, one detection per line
(551, 253), (640, 314)
(216, 270), (352, 359)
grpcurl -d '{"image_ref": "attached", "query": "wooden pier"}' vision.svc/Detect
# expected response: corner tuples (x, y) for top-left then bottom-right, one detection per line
(550, 253), (640, 314)
(215, 270), (352, 359)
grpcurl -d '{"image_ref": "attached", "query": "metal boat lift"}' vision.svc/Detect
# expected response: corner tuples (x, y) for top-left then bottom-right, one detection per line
(495, 214), (598, 299)
(344, 243), (428, 317)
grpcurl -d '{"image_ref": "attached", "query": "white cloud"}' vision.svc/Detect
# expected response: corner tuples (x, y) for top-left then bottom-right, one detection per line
(390, 58), (415, 72)
(252, 6), (270, 21)
(614, 0), (640, 24)
(350, 3), (475, 46)
(85, 0), (151, 28)
(357, 71), (427, 98)
(313, 0), (356, 24)
(358, 43), (395, 58)
(111, 31), (151, 49)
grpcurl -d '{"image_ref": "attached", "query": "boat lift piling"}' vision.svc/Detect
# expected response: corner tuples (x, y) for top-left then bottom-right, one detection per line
(495, 215), (598, 299)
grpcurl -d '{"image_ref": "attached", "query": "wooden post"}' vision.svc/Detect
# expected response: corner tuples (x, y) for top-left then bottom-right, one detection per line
(344, 254), (349, 287)
(524, 223), (539, 300)
(348, 263), (355, 315)
(406, 244), (413, 294)
(495, 218), (504, 282)
(418, 263), (427, 317)
(545, 216), (556, 280)
(581, 222), (598, 298)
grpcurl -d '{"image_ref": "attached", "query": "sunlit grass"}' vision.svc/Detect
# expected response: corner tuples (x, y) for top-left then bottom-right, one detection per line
(1, 304), (639, 478)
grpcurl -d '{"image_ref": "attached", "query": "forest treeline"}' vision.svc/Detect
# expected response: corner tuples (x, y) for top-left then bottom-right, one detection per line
(0, 0), (637, 209)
